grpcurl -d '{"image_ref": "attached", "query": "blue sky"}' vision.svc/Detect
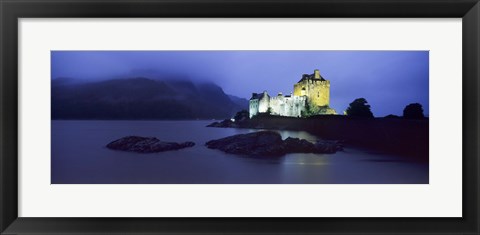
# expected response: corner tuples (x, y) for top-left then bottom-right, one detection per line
(51, 51), (429, 117)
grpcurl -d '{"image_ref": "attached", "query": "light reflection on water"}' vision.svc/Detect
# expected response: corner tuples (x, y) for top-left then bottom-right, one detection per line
(51, 120), (428, 184)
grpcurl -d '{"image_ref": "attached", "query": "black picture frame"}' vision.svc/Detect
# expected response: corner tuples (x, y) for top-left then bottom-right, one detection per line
(1, 0), (479, 234)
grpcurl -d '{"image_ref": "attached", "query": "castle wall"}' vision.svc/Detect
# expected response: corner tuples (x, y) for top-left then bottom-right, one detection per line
(269, 96), (283, 115)
(251, 93), (306, 118)
(285, 96), (307, 117)
(258, 94), (270, 113)
(294, 80), (330, 107)
(293, 83), (303, 96)
(249, 99), (259, 118)
(309, 80), (330, 107)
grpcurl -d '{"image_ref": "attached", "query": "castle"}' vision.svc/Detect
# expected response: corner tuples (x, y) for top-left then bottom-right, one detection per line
(249, 69), (336, 118)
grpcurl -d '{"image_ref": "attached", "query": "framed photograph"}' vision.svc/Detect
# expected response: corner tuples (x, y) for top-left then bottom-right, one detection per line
(1, 0), (479, 234)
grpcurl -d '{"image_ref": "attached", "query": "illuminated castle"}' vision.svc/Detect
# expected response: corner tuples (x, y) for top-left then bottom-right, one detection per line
(249, 69), (336, 118)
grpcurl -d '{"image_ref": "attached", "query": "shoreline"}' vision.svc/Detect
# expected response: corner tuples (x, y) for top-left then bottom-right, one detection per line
(208, 115), (429, 161)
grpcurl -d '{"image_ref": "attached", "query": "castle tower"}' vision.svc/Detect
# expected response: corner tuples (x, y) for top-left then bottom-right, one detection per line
(293, 69), (330, 107)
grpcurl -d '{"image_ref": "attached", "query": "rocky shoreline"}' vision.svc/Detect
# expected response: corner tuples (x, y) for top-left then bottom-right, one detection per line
(206, 131), (342, 157)
(206, 115), (429, 160)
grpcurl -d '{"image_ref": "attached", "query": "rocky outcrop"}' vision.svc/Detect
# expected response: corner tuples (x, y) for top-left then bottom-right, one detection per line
(205, 131), (342, 157)
(106, 136), (195, 153)
(206, 131), (285, 156)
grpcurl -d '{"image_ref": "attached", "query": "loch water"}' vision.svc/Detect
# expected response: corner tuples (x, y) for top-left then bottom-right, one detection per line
(51, 120), (428, 184)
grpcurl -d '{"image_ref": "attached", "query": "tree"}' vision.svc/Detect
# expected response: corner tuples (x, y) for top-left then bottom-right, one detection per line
(384, 114), (400, 119)
(345, 98), (374, 118)
(266, 107), (273, 115)
(302, 98), (334, 117)
(302, 100), (318, 117)
(403, 103), (425, 119)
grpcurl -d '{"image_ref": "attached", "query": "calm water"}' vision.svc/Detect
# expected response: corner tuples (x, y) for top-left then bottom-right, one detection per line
(51, 120), (428, 184)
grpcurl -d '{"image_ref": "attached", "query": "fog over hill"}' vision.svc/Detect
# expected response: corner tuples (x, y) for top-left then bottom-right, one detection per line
(51, 77), (249, 120)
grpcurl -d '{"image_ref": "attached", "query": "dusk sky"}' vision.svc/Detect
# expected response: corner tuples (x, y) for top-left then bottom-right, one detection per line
(51, 51), (429, 117)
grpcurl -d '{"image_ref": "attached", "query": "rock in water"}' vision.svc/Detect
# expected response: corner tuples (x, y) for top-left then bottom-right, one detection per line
(283, 137), (317, 153)
(205, 131), (342, 157)
(106, 136), (195, 153)
(206, 131), (285, 156)
(314, 140), (344, 154)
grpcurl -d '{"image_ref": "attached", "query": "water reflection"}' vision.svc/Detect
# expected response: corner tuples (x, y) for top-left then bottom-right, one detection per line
(248, 129), (319, 142)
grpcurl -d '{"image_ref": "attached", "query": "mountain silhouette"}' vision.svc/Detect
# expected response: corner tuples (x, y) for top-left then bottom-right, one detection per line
(52, 77), (248, 120)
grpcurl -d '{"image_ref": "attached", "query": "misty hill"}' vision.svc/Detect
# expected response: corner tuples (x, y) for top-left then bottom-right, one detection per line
(228, 95), (249, 109)
(52, 77), (249, 120)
